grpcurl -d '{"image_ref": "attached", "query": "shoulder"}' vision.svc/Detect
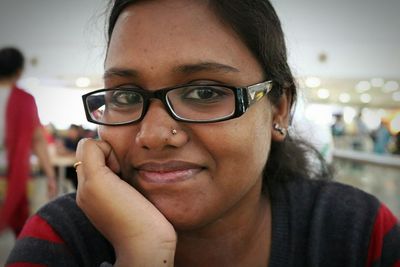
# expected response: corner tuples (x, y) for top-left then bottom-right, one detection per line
(366, 203), (400, 266)
(269, 178), (397, 265)
(299, 180), (381, 238)
(8, 86), (36, 110)
(11, 86), (34, 101)
(7, 193), (115, 266)
(286, 179), (382, 232)
(279, 178), (381, 215)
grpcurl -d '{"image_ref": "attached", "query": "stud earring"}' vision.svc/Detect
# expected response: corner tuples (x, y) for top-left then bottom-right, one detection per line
(273, 123), (287, 136)
(171, 129), (178, 135)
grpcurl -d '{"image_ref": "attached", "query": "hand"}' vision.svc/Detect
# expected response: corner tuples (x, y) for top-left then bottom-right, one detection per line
(75, 138), (177, 267)
(47, 175), (58, 200)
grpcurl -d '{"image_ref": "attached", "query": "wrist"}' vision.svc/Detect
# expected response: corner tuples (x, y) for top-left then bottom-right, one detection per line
(114, 238), (176, 267)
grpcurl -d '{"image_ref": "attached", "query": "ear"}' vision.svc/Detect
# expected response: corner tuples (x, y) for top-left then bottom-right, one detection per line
(271, 91), (292, 142)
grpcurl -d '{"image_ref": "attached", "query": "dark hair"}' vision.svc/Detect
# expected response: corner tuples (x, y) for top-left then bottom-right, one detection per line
(106, 0), (332, 191)
(0, 47), (24, 79)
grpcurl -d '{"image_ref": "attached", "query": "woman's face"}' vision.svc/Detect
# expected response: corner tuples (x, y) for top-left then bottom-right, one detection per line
(101, 0), (278, 230)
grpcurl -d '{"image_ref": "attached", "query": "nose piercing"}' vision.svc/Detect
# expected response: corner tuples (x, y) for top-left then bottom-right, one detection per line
(73, 161), (83, 170)
(171, 129), (178, 135)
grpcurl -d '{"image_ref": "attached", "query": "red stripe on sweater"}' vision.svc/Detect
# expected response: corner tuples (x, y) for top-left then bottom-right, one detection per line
(365, 204), (398, 267)
(6, 263), (47, 267)
(17, 215), (64, 244)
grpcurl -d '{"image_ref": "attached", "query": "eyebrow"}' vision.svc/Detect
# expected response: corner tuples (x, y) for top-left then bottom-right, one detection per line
(173, 62), (240, 74)
(103, 62), (240, 80)
(103, 68), (139, 80)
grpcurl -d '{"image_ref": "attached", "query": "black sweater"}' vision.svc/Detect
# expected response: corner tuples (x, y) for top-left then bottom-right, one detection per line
(7, 178), (400, 266)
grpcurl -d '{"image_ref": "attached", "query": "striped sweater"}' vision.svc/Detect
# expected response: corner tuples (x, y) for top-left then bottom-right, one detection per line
(6, 178), (400, 267)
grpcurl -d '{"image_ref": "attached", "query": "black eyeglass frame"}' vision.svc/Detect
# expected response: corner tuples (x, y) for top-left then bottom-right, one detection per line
(82, 80), (273, 126)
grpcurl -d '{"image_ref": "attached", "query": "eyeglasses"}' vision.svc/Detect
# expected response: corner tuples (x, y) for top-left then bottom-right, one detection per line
(82, 80), (273, 125)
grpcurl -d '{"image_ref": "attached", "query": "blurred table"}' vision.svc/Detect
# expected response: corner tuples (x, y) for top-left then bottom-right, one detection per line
(51, 155), (76, 194)
(333, 149), (400, 218)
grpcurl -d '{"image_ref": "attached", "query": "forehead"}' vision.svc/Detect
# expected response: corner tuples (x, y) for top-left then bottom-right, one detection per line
(105, 0), (262, 82)
(107, 0), (232, 60)
(110, 0), (221, 41)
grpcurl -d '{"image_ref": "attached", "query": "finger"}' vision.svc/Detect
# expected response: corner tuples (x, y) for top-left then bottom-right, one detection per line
(76, 138), (121, 177)
(104, 143), (121, 175)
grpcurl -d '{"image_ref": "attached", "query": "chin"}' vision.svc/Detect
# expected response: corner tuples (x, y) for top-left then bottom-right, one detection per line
(151, 197), (212, 231)
(167, 213), (211, 232)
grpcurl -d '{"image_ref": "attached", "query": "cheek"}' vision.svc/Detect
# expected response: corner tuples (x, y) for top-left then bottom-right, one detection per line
(226, 122), (270, 174)
(228, 105), (272, 169)
(196, 107), (272, 183)
(98, 126), (135, 159)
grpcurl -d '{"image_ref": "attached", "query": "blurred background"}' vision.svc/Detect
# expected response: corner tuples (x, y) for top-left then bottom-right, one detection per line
(0, 0), (399, 261)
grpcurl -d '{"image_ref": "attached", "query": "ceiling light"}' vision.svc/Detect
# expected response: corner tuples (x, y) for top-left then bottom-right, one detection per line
(75, 77), (91, 88)
(370, 78), (384, 87)
(393, 92), (400, 102)
(317, 88), (330, 99)
(383, 81), (399, 93)
(355, 81), (371, 93)
(339, 93), (351, 103)
(360, 93), (371, 103)
(305, 76), (321, 88)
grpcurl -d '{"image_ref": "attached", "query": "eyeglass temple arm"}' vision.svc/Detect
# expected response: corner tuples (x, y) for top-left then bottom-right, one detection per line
(246, 80), (273, 107)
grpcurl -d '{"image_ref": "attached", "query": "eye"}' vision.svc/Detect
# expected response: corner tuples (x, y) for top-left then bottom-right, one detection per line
(181, 86), (231, 102)
(111, 90), (143, 106)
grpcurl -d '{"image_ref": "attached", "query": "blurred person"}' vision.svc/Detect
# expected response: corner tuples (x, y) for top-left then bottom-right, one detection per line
(331, 112), (346, 137)
(351, 112), (372, 151)
(6, 1), (400, 266)
(393, 132), (400, 155)
(372, 119), (392, 154)
(56, 124), (84, 189)
(43, 123), (58, 145)
(56, 124), (82, 155)
(82, 127), (98, 139)
(0, 47), (57, 236)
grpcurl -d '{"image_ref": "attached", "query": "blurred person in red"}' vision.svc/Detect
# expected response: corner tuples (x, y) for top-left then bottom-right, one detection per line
(0, 47), (57, 236)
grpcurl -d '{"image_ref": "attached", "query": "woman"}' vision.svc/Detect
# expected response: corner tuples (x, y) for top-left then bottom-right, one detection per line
(7, 0), (399, 266)
(0, 47), (57, 236)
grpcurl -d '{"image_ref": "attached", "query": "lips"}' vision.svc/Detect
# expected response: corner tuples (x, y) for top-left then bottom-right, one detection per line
(135, 161), (204, 183)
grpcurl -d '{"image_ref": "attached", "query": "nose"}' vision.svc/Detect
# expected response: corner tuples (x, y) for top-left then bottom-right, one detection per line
(135, 101), (188, 150)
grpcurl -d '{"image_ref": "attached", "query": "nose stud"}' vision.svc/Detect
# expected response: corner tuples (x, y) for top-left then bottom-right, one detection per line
(171, 129), (178, 135)
(73, 161), (83, 170)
